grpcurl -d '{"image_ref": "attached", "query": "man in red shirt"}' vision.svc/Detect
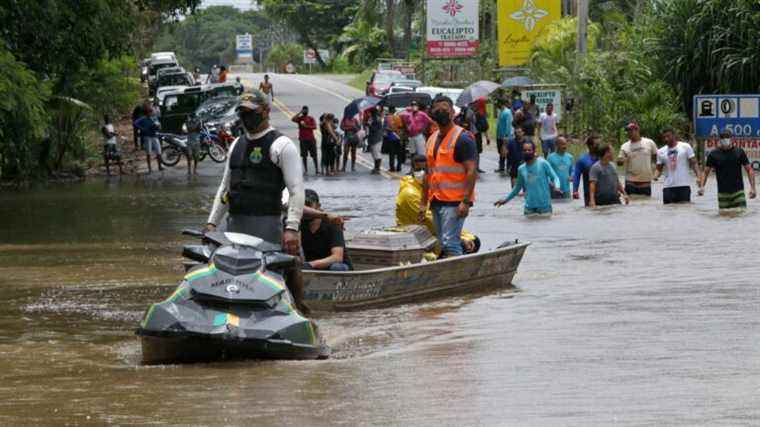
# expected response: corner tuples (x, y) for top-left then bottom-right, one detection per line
(292, 106), (319, 175)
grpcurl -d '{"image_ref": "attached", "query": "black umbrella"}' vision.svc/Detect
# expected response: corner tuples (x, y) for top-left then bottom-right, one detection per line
(382, 92), (432, 109)
(343, 96), (383, 119)
(455, 80), (502, 107)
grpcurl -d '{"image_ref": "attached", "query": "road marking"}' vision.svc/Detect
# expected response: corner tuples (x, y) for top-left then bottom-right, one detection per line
(269, 96), (397, 178)
(277, 75), (358, 103)
(268, 88), (399, 180)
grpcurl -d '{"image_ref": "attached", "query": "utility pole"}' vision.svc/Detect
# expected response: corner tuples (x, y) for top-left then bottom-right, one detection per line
(576, 0), (589, 56)
(575, 0), (589, 75)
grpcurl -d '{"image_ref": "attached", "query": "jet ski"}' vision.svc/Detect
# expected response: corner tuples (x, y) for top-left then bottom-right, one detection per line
(136, 230), (329, 364)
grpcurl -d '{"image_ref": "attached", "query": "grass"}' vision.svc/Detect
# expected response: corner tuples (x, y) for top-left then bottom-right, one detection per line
(348, 68), (373, 92)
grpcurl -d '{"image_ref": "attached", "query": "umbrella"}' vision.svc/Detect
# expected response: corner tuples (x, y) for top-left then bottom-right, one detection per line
(382, 92), (432, 109)
(501, 76), (535, 88)
(343, 96), (382, 119)
(455, 80), (502, 107)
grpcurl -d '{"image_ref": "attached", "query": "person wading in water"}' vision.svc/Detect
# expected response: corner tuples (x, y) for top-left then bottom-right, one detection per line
(205, 90), (310, 314)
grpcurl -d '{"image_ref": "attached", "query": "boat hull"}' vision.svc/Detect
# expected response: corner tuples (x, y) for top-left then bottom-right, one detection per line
(304, 242), (529, 312)
(138, 333), (327, 365)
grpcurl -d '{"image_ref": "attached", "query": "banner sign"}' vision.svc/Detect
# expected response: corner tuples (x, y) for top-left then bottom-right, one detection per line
(694, 94), (760, 170)
(303, 49), (330, 65)
(497, 0), (561, 67)
(426, 0), (480, 58)
(236, 34), (253, 62)
(524, 89), (562, 120)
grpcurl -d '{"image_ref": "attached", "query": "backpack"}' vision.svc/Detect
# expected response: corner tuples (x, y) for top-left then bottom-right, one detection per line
(475, 112), (489, 132)
(340, 116), (358, 133)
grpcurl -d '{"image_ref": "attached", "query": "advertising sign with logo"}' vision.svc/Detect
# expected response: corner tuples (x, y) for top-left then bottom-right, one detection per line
(497, 0), (561, 67)
(694, 94), (760, 170)
(524, 89), (562, 120)
(236, 34), (253, 62)
(303, 49), (330, 65)
(426, 0), (480, 58)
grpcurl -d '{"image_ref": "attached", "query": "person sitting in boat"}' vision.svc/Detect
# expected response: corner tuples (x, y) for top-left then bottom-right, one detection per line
(301, 189), (353, 271)
(396, 155), (480, 255)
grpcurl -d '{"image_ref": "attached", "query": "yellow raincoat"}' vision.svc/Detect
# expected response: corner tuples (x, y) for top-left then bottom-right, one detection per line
(395, 175), (476, 257)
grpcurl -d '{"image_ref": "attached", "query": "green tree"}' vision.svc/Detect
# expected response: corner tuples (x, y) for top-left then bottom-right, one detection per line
(262, 0), (357, 66)
(268, 43), (305, 71)
(651, 0), (760, 114)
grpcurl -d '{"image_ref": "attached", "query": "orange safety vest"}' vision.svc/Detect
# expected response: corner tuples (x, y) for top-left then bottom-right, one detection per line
(425, 125), (475, 204)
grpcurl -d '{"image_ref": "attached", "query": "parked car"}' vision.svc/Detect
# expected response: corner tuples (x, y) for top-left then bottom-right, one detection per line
(148, 58), (179, 87)
(191, 96), (240, 134)
(154, 85), (188, 108)
(415, 86), (464, 102)
(366, 70), (411, 96)
(150, 52), (177, 63)
(159, 84), (240, 134)
(154, 71), (193, 96)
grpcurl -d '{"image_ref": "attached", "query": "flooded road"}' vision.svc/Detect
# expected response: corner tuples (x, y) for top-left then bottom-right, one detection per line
(1, 74), (759, 425)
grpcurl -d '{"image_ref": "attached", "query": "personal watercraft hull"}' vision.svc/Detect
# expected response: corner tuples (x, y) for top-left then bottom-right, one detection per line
(137, 331), (328, 364)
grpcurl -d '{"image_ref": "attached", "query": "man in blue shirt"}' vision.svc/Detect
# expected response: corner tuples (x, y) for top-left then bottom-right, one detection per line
(547, 136), (574, 199)
(495, 100), (514, 173)
(495, 142), (561, 215)
(572, 135), (601, 207)
(506, 126), (533, 189)
(133, 104), (163, 173)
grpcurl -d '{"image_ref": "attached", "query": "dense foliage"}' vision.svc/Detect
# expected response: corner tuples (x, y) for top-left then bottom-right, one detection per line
(0, 0), (199, 180)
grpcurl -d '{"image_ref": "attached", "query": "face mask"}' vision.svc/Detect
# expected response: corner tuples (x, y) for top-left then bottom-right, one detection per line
(413, 170), (425, 181)
(240, 110), (264, 134)
(523, 153), (535, 161)
(431, 110), (451, 126)
(719, 138), (732, 148)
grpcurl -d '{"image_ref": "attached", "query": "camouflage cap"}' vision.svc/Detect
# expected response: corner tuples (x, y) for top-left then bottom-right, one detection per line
(238, 89), (270, 111)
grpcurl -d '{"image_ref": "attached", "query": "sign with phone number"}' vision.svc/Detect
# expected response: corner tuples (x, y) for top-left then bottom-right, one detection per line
(694, 94), (760, 170)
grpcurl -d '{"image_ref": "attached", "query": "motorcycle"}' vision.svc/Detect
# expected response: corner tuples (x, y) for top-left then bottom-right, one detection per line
(158, 126), (227, 167)
(136, 230), (329, 364)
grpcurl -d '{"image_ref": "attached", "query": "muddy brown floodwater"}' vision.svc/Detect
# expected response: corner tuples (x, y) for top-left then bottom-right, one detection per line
(1, 166), (759, 425)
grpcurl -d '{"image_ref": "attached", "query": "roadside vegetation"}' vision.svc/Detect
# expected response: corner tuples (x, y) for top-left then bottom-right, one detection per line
(0, 0), (200, 182)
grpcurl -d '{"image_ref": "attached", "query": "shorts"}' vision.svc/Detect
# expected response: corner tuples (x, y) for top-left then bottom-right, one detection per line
(103, 144), (120, 160)
(186, 134), (201, 158)
(143, 137), (161, 155)
(663, 186), (691, 204)
(369, 141), (382, 160)
(344, 132), (360, 148)
(718, 191), (747, 210)
(595, 194), (621, 206)
(541, 138), (556, 156)
(524, 206), (552, 216)
(625, 182), (652, 196)
(300, 139), (317, 158)
(410, 134), (426, 156)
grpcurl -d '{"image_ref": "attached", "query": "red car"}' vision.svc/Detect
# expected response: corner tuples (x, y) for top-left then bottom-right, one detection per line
(366, 70), (412, 96)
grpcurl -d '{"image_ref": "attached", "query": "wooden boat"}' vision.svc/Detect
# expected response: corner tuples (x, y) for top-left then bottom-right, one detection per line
(303, 226), (529, 312)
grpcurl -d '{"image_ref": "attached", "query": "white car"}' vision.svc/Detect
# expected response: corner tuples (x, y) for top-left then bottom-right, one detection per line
(150, 52), (177, 63)
(416, 86), (464, 101)
(154, 85), (188, 109)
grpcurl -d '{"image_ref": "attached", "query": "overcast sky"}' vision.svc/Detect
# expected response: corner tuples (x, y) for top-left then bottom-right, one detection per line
(199, 0), (258, 11)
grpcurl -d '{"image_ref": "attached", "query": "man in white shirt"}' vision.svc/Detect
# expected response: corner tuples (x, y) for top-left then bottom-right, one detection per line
(538, 103), (559, 156)
(617, 122), (658, 197)
(205, 90), (309, 313)
(654, 126), (701, 204)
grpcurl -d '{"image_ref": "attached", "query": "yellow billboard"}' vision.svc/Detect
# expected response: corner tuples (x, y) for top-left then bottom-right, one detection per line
(498, 0), (561, 67)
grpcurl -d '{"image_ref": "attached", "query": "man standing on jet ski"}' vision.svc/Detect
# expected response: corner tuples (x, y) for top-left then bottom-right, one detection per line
(205, 90), (310, 314)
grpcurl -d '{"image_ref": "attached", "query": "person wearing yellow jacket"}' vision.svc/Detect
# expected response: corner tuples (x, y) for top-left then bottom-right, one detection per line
(395, 155), (480, 256)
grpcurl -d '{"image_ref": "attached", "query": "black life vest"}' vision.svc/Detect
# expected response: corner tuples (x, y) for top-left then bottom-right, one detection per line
(228, 130), (285, 216)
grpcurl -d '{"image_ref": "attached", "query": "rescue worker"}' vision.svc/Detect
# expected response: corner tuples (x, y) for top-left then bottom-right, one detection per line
(205, 90), (309, 314)
(397, 155), (479, 256)
(419, 95), (478, 258)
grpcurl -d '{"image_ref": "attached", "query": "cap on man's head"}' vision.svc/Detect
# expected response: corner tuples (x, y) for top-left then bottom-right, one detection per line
(625, 122), (640, 131)
(237, 90), (269, 111)
(719, 128), (733, 138)
(305, 189), (320, 205)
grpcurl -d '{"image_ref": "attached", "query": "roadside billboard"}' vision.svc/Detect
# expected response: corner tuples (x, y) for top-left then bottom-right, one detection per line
(304, 49), (330, 65)
(236, 34), (253, 62)
(497, 0), (561, 67)
(426, 0), (480, 58)
(524, 88), (562, 120)
(694, 94), (760, 170)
